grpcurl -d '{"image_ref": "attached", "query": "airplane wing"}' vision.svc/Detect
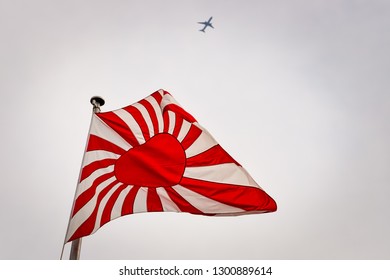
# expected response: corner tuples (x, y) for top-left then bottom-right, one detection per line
(198, 17), (214, 32)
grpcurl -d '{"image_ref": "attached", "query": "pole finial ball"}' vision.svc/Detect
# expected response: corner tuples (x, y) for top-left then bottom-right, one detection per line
(90, 96), (105, 107)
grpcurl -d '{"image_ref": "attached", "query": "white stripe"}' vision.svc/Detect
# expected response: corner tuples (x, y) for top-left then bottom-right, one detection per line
(92, 181), (123, 232)
(194, 122), (218, 142)
(185, 130), (218, 157)
(145, 95), (164, 133)
(133, 187), (148, 213)
(183, 164), (260, 187)
(240, 167), (263, 190)
(177, 120), (191, 142)
(66, 175), (116, 241)
(167, 111), (176, 134)
(172, 185), (244, 214)
(132, 103), (154, 138)
(82, 150), (119, 167)
(77, 165), (115, 196)
(113, 109), (145, 145)
(91, 114), (132, 151)
(156, 187), (181, 212)
(160, 93), (180, 112)
(110, 186), (132, 220)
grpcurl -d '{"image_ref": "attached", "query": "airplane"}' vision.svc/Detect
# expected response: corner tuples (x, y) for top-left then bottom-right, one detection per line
(198, 17), (214, 32)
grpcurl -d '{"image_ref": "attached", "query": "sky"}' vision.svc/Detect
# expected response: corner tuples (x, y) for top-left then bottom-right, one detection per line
(1, 0), (389, 260)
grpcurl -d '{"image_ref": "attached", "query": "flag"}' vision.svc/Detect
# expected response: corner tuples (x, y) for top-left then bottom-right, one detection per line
(65, 89), (276, 242)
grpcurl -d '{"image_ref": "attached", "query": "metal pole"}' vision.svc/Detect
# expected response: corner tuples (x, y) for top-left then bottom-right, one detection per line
(90, 96), (105, 113)
(69, 96), (105, 260)
(69, 238), (82, 260)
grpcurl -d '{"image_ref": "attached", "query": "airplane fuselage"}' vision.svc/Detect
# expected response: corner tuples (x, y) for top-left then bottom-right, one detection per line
(198, 17), (214, 32)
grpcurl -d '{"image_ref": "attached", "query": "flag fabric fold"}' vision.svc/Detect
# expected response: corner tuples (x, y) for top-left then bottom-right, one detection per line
(65, 89), (276, 243)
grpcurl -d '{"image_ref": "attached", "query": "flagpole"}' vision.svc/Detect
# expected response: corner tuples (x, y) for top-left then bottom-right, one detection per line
(68, 96), (105, 260)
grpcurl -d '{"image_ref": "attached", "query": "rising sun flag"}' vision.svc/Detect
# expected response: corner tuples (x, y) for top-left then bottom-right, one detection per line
(65, 89), (277, 243)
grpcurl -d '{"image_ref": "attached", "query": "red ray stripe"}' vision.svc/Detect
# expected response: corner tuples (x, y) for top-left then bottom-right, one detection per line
(172, 115), (183, 138)
(146, 188), (163, 212)
(121, 185), (141, 215)
(163, 104), (197, 123)
(161, 90), (170, 97)
(180, 177), (277, 213)
(97, 111), (140, 147)
(80, 159), (116, 182)
(186, 144), (241, 167)
(164, 187), (204, 214)
(69, 179), (120, 241)
(72, 172), (115, 216)
(162, 111), (170, 133)
(139, 99), (159, 136)
(124, 106), (150, 140)
(87, 134), (126, 155)
(180, 124), (202, 151)
(100, 184), (128, 227)
(151, 90), (163, 105)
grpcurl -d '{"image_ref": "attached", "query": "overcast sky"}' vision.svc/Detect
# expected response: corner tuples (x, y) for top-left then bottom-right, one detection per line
(1, 0), (389, 260)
